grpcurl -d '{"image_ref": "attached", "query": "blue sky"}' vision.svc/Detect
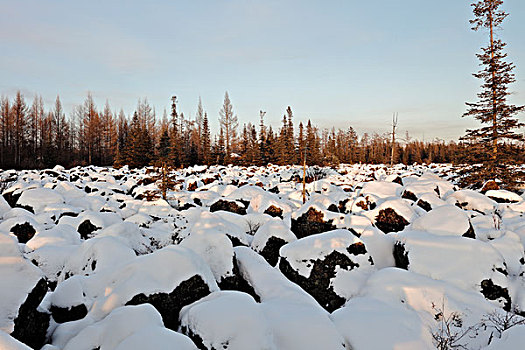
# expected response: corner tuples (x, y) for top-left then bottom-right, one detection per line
(1, 0), (524, 140)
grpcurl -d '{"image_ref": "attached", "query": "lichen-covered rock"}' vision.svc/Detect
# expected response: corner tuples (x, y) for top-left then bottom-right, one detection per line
(10, 222), (36, 244)
(279, 229), (374, 312)
(375, 208), (409, 233)
(50, 304), (88, 324)
(10, 278), (50, 349)
(126, 275), (212, 330)
(291, 207), (337, 238)
(209, 199), (247, 215)
(0, 234), (50, 349)
(251, 219), (297, 266)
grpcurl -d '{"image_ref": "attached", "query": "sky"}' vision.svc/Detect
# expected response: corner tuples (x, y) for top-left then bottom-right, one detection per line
(1, 0), (525, 141)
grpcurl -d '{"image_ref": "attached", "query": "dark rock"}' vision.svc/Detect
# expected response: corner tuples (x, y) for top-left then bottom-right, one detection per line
(11, 278), (50, 349)
(279, 250), (363, 312)
(401, 190), (417, 202)
(268, 186), (280, 194)
(2, 190), (21, 208)
(18, 205), (35, 214)
(263, 205), (283, 219)
(202, 176), (218, 185)
(291, 207), (337, 239)
(327, 204), (339, 213)
(488, 195), (520, 204)
(179, 203), (196, 211)
(355, 196), (376, 211)
(50, 304), (88, 323)
(375, 208), (409, 233)
(43, 170), (59, 177)
(180, 326), (207, 350)
(462, 223), (476, 239)
(77, 220), (101, 240)
(416, 199), (432, 212)
(391, 176), (403, 185)
(393, 242), (409, 269)
(59, 212), (79, 219)
(11, 222), (36, 243)
(218, 257), (260, 302)
(209, 200), (246, 215)
(480, 279), (511, 311)
(125, 275), (211, 331)
(193, 198), (203, 206)
(226, 234), (247, 247)
(338, 199), (350, 213)
(259, 236), (287, 267)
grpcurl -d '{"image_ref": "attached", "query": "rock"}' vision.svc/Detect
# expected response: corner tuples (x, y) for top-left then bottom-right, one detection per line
(50, 304), (88, 324)
(259, 236), (287, 267)
(263, 205), (283, 219)
(480, 279), (511, 311)
(393, 242), (409, 270)
(416, 199), (432, 212)
(126, 275), (212, 331)
(279, 230), (373, 312)
(291, 207), (337, 239)
(401, 190), (417, 202)
(217, 257), (260, 302)
(77, 220), (101, 240)
(375, 208), (409, 233)
(11, 279), (50, 350)
(209, 199), (247, 215)
(10, 222), (36, 244)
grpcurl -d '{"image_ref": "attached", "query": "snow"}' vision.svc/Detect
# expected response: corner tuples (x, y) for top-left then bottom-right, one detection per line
(16, 187), (65, 213)
(279, 229), (371, 278)
(0, 331), (32, 350)
(180, 291), (276, 350)
(484, 324), (525, 350)
(409, 205), (472, 237)
(331, 297), (432, 349)
(62, 304), (196, 350)
(396, 230), (509, 300)
(2, 164), (525, 350)
(0, 233), (44, 333)
(251, 218), (297, 252)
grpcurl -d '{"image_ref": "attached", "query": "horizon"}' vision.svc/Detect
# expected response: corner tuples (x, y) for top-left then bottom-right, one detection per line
(1, 0), (525, 141)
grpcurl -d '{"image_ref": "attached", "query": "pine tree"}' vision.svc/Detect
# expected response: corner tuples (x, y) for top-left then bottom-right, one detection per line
(462, 0), (524, 170)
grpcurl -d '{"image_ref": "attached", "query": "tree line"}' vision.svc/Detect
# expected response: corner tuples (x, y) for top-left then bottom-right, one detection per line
(0, 90), (523, 170)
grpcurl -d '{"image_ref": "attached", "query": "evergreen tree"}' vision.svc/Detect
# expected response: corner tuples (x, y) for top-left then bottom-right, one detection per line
(157, 128), (171, 162)
(169, 96), (183, 168)
(462, 0), (524, 168)
(202, 112), (211, 165)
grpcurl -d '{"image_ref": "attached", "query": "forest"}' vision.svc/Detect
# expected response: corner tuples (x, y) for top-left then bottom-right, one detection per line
(2, 91), (523, 170)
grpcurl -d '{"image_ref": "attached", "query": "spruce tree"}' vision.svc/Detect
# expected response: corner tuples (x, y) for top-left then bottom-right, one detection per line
(202, 112), (211, 165)
(462, 0), (524, 173)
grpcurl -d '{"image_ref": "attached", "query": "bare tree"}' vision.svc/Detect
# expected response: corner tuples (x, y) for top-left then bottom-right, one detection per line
(219, 91), (238, 164)
(391, 112), (398, 167)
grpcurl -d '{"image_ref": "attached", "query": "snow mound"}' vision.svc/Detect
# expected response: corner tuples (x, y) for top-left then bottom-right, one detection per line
(180, 291), (276, 350)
